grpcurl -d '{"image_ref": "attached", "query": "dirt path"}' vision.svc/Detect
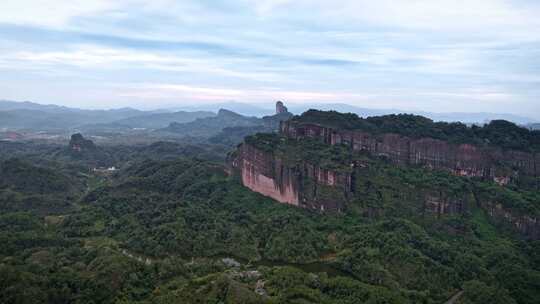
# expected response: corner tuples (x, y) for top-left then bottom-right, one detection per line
(444, 290), (464, 304)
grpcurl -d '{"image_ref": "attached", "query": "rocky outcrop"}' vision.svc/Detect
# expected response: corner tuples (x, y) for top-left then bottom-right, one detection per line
(232, 143), (350, 211)
(69, 133), (96, 152)
(424, 193), (467, 217)
(480, 201), (539, 239)
(275, 101), (288, 114)
(262, 101), (293, 130)
(280, 121), (538, 181)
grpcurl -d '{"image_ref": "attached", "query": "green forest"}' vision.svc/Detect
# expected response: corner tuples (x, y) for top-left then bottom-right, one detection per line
(3, 0), (540, 301)
(293, 110), (540, 152)
(1, 134), (539, 303)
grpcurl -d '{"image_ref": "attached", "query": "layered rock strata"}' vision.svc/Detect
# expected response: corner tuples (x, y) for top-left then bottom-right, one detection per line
(232, 143), (351, 211)
(280, 121), (538, 180)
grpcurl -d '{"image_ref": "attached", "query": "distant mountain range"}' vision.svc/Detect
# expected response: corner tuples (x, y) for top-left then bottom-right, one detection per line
(173, 101), (275, 117)
(78, 111), (215, 132)
(0, 99), (142, 115)
(0, 100), (145, 130)
(157, 109), (292, 140)
(0, 100), (213, 131)
(1, 100), (537, 133)
(169, 101), (537, 124)
(158, 109), (262, 137)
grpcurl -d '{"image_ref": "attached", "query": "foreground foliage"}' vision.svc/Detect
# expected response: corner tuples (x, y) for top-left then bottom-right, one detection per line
(1, 152), (539, 303)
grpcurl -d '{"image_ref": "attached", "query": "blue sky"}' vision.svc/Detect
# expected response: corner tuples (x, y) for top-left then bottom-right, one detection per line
(0, 0), (539, 118)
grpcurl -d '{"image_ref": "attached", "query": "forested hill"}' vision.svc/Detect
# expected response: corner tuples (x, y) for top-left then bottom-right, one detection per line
(2, 154), (539, 303)
(292, 110), (540, 152)
(0, 109), (539, 303)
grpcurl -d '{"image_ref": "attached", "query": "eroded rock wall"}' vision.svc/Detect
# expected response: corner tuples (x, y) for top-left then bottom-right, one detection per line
(481, 201), (540, 239)
(233, 124), (539, 238)
(424, 192), (468, 217)
(234, 144), (299, 206)
(281, 121), (538, 180)
(232, 143), (350, 211)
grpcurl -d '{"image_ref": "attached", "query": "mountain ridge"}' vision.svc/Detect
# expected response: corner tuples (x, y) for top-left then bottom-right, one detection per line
(2, 99), (536, 125)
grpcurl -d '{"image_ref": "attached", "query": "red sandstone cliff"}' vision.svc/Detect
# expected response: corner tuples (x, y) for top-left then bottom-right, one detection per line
(230, 120), (539, 239)
(280, 121), (538, 181)
(232, 143), (351, 211)
(278, 120), (540, 238)
(233, 143), (300, 206)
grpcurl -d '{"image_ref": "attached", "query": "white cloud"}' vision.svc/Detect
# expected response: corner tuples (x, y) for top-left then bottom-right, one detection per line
(2, 0), (539, 40)
(0, 0), (539, 117)
(0, 45), (281, 80)
(117, 82), (368, 102)
(415, 89), (514, 102)
(0, 0), (124, 28)
(247, 0), (540, 36)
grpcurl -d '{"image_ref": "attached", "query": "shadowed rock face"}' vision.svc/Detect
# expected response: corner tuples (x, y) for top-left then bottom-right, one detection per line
(235, 144), (300, 206)
(280, 121), (538, 180)
(232, 143), (349, 212)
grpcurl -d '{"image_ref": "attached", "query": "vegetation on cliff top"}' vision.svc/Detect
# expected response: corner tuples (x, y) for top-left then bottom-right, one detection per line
(292, 110), (540, 151)
(245, 132), (354, 172)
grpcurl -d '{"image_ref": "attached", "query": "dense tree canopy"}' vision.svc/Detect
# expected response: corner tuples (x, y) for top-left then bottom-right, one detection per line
(294, 110), (540, 151)
(0, 121), (539, 304)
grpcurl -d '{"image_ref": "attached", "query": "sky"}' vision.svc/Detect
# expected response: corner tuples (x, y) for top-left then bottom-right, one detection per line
(0, 0), (539, 119)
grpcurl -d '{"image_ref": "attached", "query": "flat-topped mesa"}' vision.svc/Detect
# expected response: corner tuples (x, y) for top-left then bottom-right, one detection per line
(230, 131), (539, 238)
(280, 110), (540, 182)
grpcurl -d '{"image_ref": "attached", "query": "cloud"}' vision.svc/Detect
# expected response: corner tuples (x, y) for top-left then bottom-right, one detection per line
(3, 0), (540, 40)
(246, 0), (540, 37)
(0, 44), (288, 82)
(0, 0), (539, 118)
(117, 82), (370, 103)
(0, 0), (120, 28)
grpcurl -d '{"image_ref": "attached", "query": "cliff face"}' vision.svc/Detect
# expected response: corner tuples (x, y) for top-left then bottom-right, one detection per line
(231, 118), (539, 239)
(232, 143), (350, 211)
(234, 144), (300, 206)
(281, 121), (538, 180)
(480, 201), (540, 239)
(278, 121), (540, 238)
(232, 142), (474, 216)
(424, 193), (467, 217)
